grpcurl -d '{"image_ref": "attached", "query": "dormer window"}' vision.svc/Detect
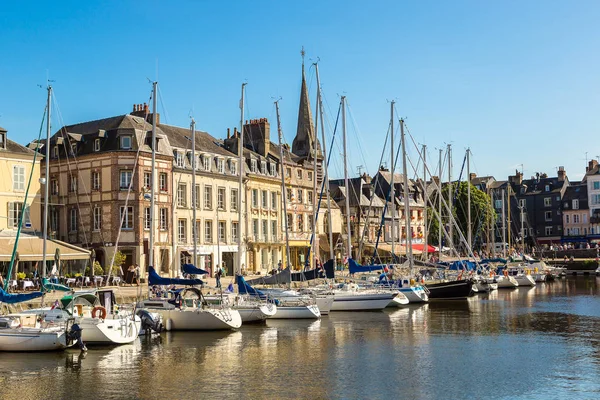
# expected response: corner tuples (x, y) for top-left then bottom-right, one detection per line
(70, 143), (77, 156)
(120, 136), (132, 150)
(297, 169), (302, 179)
(250, 159), (257, 173)
(520, 187), (525, 195)
(545, 185), (550, 192)
(0, 132), (5, 149)
(203, 155), (211, 172)
(270, 163), (276, 176)
(175, 151), (185, 168)
(52, 145), (59, 158)
(217, 158), (225, 174)
(261, 161), (267, 174)
(230, 160), (237, 175)
(573, 199), (579, 210)
(94, 138), (100, 152)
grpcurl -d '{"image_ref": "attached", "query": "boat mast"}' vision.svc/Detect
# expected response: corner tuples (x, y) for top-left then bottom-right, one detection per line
(312, 73), (318, 270)
(501, 188), (506, 258)
(438, 149), (443, 258)
(275, 100), (291, 269)
(237, 83), (246, 275)
(191, 118), (198, 268)
(507, 185), (512, 254)
(390, 101), (395, 261)
(447, 144), (453, 249)
(520, 204), (525, 253)
(400, 119), (413, 267)
(315, 63), (334, 261)
(342, 96), (352, 261)
(467, 148), (472, 251)
(422, 144), (428, 261)
(149, 81), (157, 284)
(42, 85), (51, 279)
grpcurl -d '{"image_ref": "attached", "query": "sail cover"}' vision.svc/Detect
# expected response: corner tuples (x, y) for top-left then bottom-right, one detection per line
(292, 259), (335, 281)
(448, 260), (477, 271)
(0, 287), (43, 304)
(245, 268), (291, 285)
(148, 267), (203, 286)
(348, 258), (385, 274)
(42, 278), (71, 292)
(236, 275), (268, 301)
(182, 264), (209, 276)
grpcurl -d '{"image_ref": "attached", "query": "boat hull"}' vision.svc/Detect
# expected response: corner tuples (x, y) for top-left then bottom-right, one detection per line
(0, 330), (69, 352)
(399, 286), (429, 303)
(79, 316), (142, 344)
(237, 304), (277, 323)
(495, 276), (519, 288)
(514, 275), (536, 287)
(152, 308), (242, 331)
(424, 280), (474, 300)
(330, 293), (395, 311)
(316, 296), (334, 315)
(268, 305), (321, 319)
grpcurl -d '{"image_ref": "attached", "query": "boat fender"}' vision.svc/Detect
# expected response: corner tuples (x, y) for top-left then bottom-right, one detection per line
(91, 306), (107, 320)
(503, 269), (508, 277)
(165, 318), (172, 331)
(489, 271), (494, 278)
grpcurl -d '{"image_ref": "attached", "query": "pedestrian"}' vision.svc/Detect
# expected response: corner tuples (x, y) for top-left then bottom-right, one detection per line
(277, 260), (282, 272)
(134, 264), (140, 286)
(215, 266), (222, 289)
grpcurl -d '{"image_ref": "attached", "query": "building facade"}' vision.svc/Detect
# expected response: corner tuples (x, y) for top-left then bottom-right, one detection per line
(561, 183), (589, 240)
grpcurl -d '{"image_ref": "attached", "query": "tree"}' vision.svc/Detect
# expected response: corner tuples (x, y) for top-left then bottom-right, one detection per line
(105, 251), (126, 275)
(426, 181), (495, 252)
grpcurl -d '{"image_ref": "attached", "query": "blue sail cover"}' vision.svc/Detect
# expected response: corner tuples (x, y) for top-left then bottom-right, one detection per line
(42, 278), (71, 292)
(480, 258), (507, 264)
(348, 258), (385, 274)
(148, 267), (203, 286)
(292, 259), (336, 281)
(0, 287), (43, 304)
(236, 275), (268, 301)
(182, 264), (209, 276)
(448, 261), (477, 271)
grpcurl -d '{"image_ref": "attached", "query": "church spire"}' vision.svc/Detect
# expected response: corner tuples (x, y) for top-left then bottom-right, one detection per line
(292, 46), (319, 158)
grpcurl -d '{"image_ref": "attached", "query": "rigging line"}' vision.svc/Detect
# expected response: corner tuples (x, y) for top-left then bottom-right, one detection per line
(344, 101), (371, 178)
(107, 87), (154, 284)
(3, 106), (47, 291)
(157, 86), (171, 125)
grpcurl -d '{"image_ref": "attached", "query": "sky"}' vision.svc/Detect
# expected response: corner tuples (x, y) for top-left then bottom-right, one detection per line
(1, 1), (599, 182)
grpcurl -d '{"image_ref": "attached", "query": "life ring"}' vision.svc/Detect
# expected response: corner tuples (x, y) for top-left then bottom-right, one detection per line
(92, 306), (107, 319)
(489, 271), (494, 278)
(503, 269), (508, 277)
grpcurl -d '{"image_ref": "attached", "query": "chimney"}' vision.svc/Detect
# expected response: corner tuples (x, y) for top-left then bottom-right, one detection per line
(557, 166), (566, 181)
(233, 127), (238, 138)
(227, 128), (230, 139)
(143, 103), (149, 113)
(244, 118), (270, 157)
(469, 172), (476, 182)
(587, 159), (598, 173)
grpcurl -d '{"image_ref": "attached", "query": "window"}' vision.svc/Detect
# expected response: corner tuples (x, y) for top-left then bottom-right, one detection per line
(94, 138), (100, 152)
(593, 194), (600, 205)
(0, 132), (4, 149)
(594, 181), (600, 190)
(584, 213), (588, 223)
(52, 145), (58, 158)
(287, 188), (293, 202)
(92, 171), (100, 191)
(308, 171), (313, 181)
(565, 214), (570, 224)
(545, 185), (550, 192)
(194, 220), (201, 243)
(70, 143), (77, 156)
(120, 206), (133, 229)
(218, 187), (226, 210)
(175, 151), (185, 168)
(271, 192), (277, 209)
(253, 219), (259, 239)
(519, 199), (525, 207)
(50, 208), (59, 232)
(545, 211), (552, 221)
(494, 199), (502, 209)
(286, 213), (293, 231)
(270, 163), (276, 176)
(230, 160), (237, 175)
(232, 221), (239, 241)
(573, 199), (579, 210)
(194, 185), (201, 209)
(574, 214), (580, 224)
(203, 155), (211, 172)
(178, 219), (187, 243)
(262, 220), (268, 241)
(252, 189), (258, 208)
(262, 190), (268, 208)
(120, 170), (132, 190)
(271, 220), (277, 241)
(297, 214), (304, 232)
(217, 159), (225, 174)
(177, 183), (187, 207)
(218, 221), (226, 242)
(261, 161), (267, 174)
(297, 169), (302, 179)
(70, 209), (78, 232)
(159, 173), (168, 191)
(520, 187), (526, 195)
(204, 185), (213, 209)
(144, 207), (151, 230)
(51, 178), (59, 195)
(204, 220), (213, 243)
(231, 189), (238, 211)
(120, 136), (132, 150)
(250, 159), (257, 173)
(286, 167), (291, 177)
(545, 226), (552, 236)
(160, 208), (168, 230)
(308, 191), (313, 205)
(144, 172), (151, 189)
(544, 197), (551, 207)
(297, 189), (304, 204)
(573, 227), (580, 235)
(69, 174), (77, 193)
(13, 165), (25, 191)
(92, 206), (101, 231)
(8, 202), (24, 228)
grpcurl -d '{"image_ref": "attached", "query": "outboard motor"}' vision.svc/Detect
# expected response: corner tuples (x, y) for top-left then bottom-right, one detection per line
(68, 323), (87, 351)
(136, 309), (163, 335)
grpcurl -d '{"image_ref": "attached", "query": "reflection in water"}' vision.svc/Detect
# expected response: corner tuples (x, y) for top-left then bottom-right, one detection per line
(0, 277), (599, 399)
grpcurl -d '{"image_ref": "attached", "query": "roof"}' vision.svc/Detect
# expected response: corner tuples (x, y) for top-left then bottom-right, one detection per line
(3, 139), (37, 156)
(159, 123), (233, 158)
(562, 184), (588, 203)
(471, 176), (494, 185)
(489, 180), (508, 189)
(515, 177), (567, 195)
(0, 230), (91, 262)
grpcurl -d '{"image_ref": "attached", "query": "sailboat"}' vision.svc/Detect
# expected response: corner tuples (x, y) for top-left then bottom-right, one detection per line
(138, 82), (241, 331)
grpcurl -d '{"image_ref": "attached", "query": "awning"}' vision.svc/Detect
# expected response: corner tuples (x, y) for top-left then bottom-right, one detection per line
(0, 232), (91, 262)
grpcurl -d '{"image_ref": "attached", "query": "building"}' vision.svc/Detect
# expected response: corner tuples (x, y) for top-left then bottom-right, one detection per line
(584, 160), (600, 237)
(41, 105), (174, 276)
(165, 123), (241, 276)
(561, 183), (589, 242)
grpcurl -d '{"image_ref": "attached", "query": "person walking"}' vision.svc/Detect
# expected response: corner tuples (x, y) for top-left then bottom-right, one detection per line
(215, 266), (222, 289)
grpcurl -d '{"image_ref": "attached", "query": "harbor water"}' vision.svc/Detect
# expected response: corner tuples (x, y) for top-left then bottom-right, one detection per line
(1, 277), (599, 399)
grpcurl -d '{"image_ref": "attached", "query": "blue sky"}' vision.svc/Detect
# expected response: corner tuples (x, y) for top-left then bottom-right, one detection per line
(1, 1), (599, 182)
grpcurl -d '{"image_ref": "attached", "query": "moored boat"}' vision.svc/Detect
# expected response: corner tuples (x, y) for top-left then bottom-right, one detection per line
(424, 279), (474, 300)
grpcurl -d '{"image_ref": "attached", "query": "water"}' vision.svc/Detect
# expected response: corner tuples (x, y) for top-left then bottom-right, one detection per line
(1, 277), (600, 400)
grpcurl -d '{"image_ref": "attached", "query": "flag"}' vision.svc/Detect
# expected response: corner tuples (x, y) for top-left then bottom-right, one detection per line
(50, 300), (60, 310)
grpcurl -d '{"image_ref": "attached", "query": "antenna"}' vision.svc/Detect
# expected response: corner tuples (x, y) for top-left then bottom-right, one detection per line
(357, 165), (364, 176)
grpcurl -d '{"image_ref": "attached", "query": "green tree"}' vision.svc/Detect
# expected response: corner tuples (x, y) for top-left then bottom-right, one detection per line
(105, 251), (126, 275)
(427, 181), (495, 251)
